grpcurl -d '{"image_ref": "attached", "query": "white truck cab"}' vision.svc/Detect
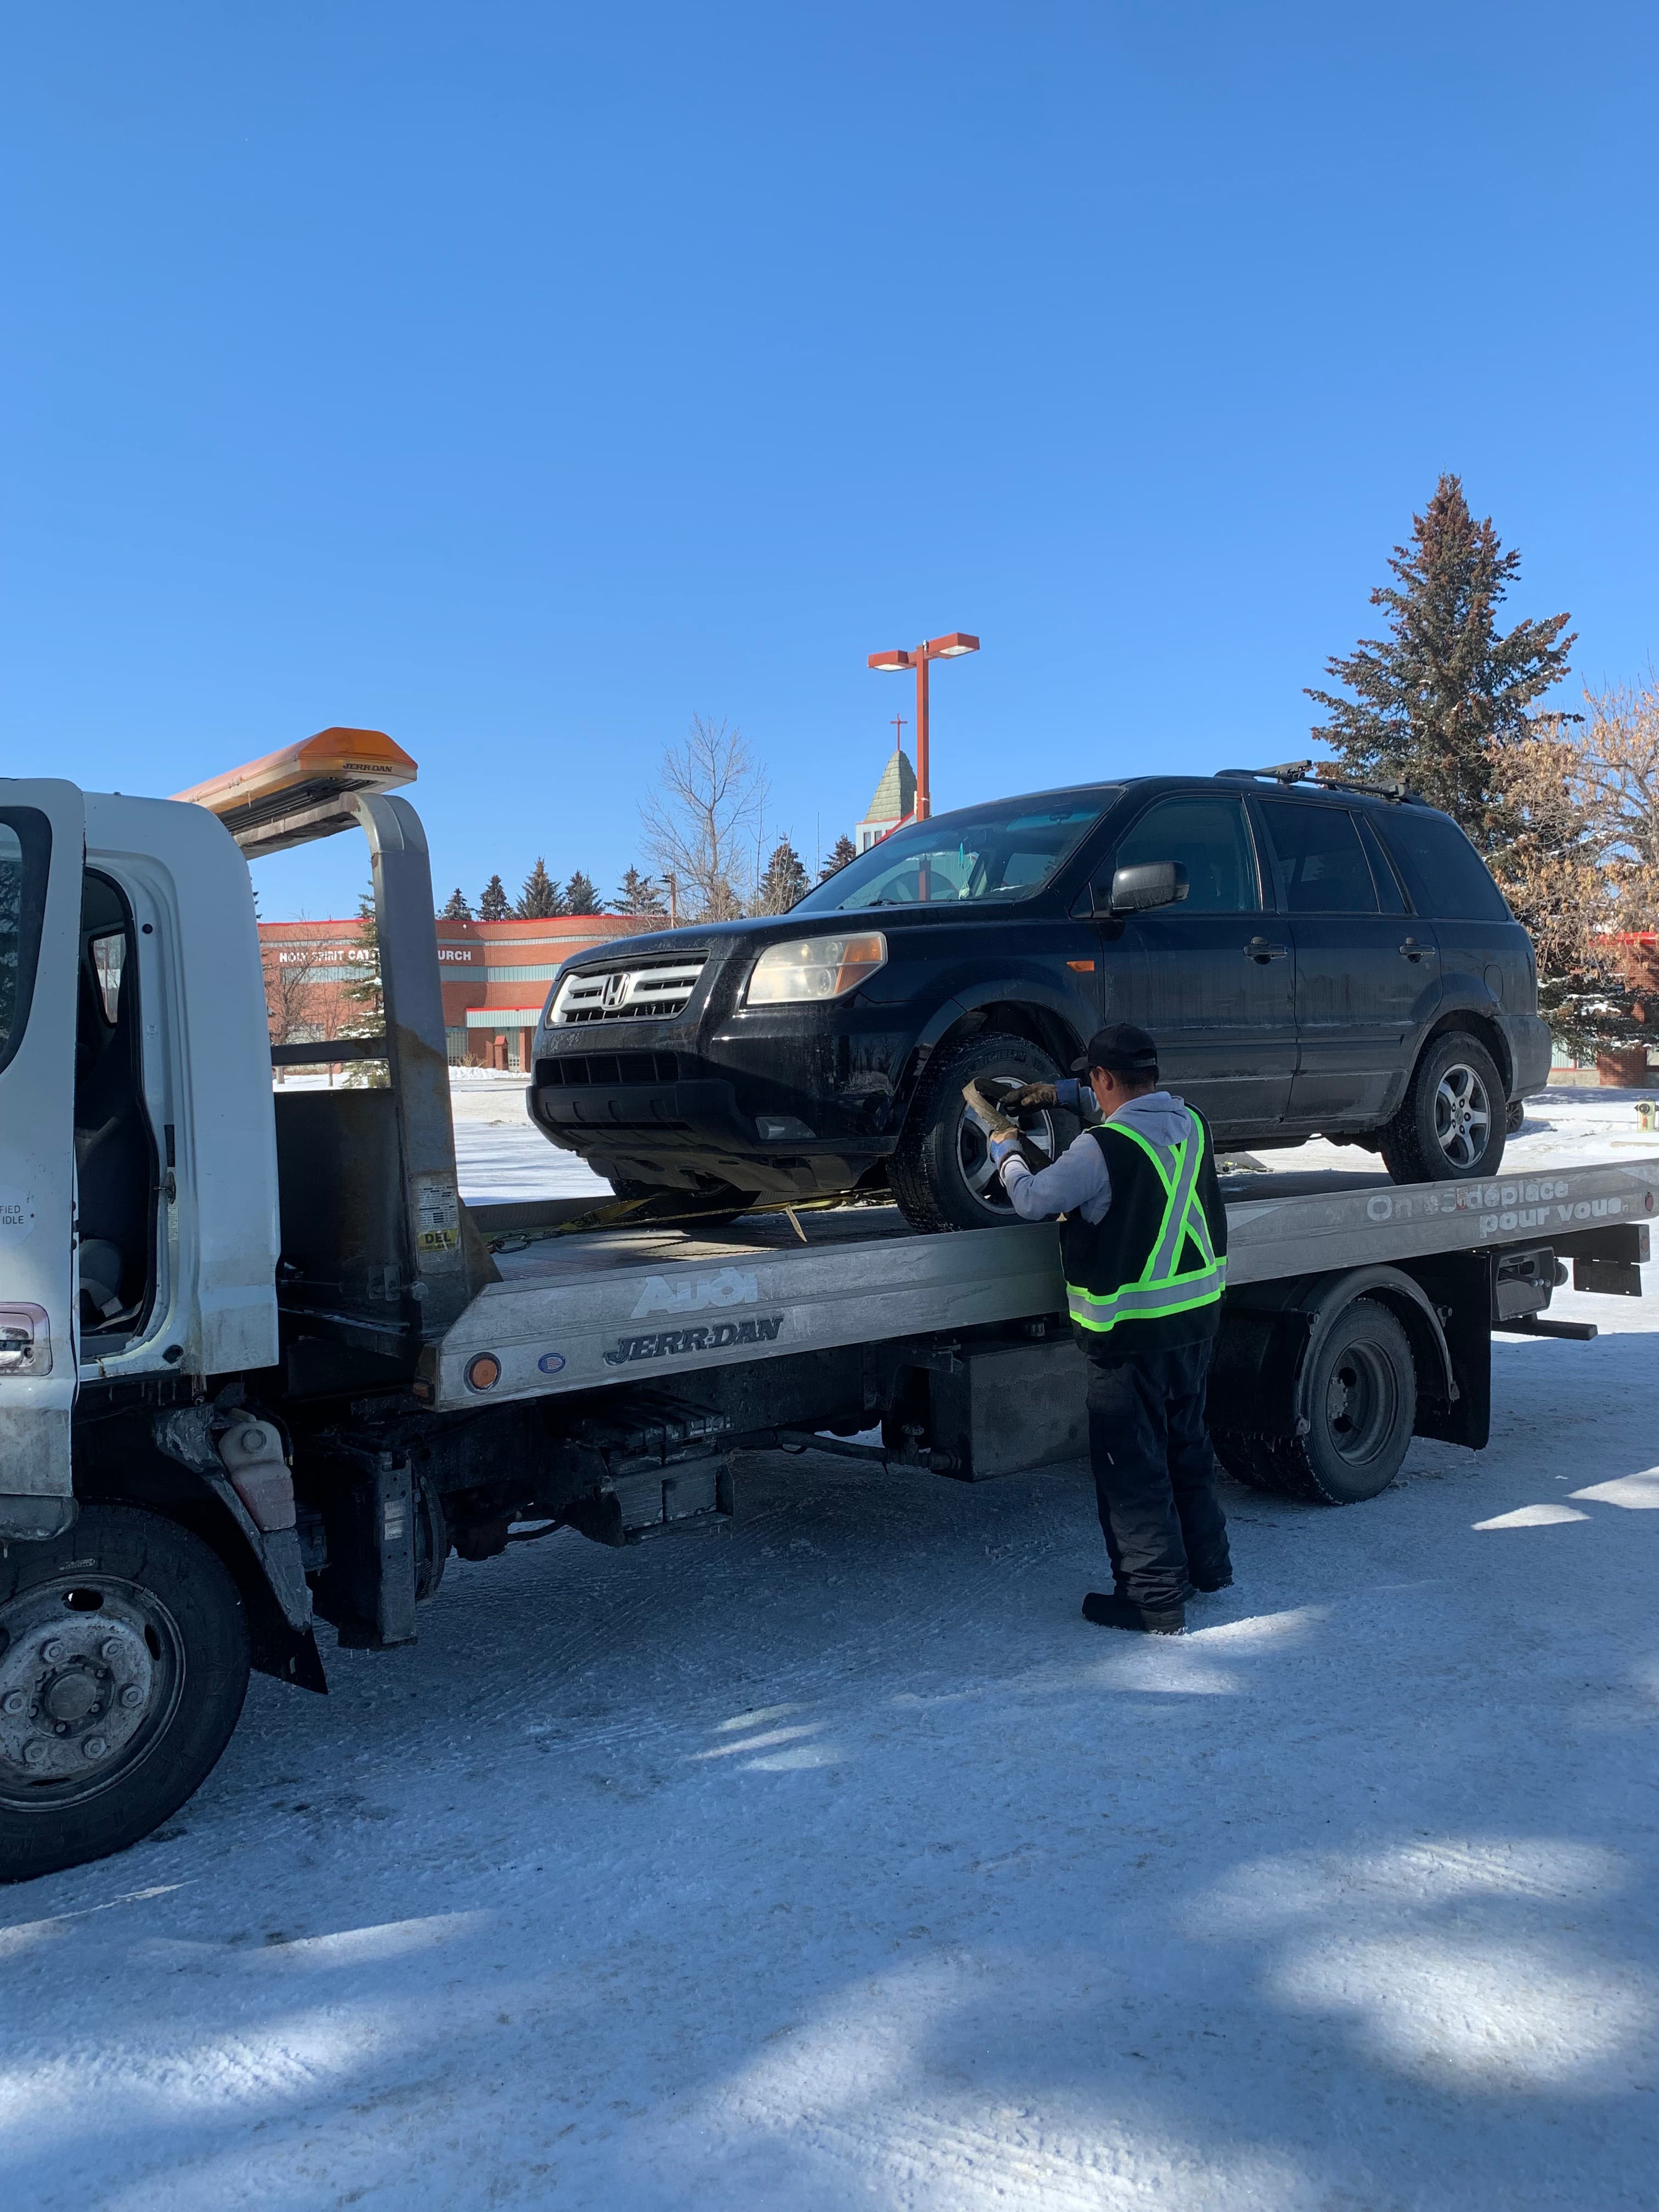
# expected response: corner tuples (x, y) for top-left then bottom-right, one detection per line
(0, 781), (280, 1539)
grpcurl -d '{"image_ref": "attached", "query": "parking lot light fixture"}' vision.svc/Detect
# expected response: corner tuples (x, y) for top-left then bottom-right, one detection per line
(866, 633), (980, 821)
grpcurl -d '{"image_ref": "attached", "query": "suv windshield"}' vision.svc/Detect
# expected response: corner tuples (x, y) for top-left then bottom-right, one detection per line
(795, 792), (1117, 913)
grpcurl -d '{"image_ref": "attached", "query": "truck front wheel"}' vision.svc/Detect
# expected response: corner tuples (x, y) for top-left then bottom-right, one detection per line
(0, 1504), (250, 1884)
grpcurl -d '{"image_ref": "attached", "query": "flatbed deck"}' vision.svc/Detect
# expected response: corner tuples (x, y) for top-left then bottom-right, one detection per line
(424, 1156), (1659, 1409)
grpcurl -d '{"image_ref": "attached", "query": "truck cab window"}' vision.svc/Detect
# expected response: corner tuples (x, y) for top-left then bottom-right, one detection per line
(75, 871), (159, 1334)
(0, 809), (52, 1075)
(91, 930), (126, 1023)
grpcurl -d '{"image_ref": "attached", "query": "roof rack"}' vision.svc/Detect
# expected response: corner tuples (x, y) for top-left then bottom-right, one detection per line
(1214, 761), (1415, 803)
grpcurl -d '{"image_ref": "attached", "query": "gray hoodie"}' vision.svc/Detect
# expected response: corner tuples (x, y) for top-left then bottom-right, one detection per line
(998, 1086), (1196, 1225)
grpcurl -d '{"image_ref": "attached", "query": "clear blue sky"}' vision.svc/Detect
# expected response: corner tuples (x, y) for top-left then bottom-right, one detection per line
(5, 2), (1656, 919)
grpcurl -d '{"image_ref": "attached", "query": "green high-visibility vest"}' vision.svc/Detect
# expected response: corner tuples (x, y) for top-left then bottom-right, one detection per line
(1060, 1112), (1227, 1344)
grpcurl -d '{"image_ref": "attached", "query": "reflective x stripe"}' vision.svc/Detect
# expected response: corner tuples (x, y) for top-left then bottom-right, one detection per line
(1106, 1120), (1208, 1285)
(1065, 1255), (1227, 1334)
(1064, 1114), (1224, 1337)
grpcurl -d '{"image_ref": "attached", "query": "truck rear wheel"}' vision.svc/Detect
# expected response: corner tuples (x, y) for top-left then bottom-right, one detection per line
(0, 1504), (250, 1884)
(1213, 1297), (1415, 1506)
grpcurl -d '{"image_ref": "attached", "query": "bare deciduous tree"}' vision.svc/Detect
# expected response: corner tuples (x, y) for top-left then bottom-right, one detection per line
(641, 714), (767, 922)
(262, 920), (325, 1086)
(1576, 676), (1659, 922)
(1489, 675), (1659, 1062)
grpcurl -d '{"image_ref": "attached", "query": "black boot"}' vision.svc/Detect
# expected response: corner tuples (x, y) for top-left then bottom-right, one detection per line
(1187, 1564), (1233, 1594)
(1082, 1590), (1186, 1634)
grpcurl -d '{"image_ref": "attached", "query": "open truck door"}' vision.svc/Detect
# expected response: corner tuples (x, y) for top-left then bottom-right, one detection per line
(0, 780), (84, 1539)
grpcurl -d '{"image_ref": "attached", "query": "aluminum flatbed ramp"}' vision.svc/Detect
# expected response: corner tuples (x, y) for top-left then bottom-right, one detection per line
(424, 1157), (1659, 1409)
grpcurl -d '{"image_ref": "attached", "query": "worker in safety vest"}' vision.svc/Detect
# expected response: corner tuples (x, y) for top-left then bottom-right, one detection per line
(996, 1023), (1231, 1634)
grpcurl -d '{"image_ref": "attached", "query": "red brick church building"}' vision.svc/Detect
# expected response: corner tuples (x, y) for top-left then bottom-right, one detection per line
(258, 911), (642, 1072)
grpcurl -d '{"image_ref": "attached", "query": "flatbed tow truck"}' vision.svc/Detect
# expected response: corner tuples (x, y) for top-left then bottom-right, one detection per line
(2, 731), (1654, 1880)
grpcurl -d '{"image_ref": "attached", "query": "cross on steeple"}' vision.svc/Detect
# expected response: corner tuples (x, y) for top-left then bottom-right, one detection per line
(890, 715), (907, 750)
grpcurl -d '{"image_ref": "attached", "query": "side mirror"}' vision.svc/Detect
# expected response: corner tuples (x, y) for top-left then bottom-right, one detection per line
(1108, 860), (1189, 916)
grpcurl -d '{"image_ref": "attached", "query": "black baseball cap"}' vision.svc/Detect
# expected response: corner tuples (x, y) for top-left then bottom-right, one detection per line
(1072, 1023), (1159, 1080)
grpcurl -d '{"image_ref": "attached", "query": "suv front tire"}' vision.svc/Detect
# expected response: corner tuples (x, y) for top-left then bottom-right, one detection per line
(889, 1031), (1080, 1233)
(1379, 1030), (1506, 1185)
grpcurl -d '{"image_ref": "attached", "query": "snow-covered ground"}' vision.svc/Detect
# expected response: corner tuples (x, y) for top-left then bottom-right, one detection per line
(448, 1069), (611, 1203)
(439, 1071), (1659, 1209)
(5, 1084), (1657, 2209)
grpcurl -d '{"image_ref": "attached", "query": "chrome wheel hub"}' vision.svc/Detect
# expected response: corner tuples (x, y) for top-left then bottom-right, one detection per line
(0, 1578), (180, 1805)
(1433, 1062), (1492, 1172)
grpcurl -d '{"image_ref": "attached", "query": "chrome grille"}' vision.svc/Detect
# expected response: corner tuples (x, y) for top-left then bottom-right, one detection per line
(551, 956), (706, 1026)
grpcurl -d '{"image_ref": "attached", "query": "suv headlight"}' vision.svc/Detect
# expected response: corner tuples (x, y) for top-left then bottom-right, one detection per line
(744, 932), (887, 1006)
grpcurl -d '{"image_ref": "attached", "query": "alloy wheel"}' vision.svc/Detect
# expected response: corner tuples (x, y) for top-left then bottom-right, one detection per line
(955, 1079), (1062, 1214)
(1432, 1060), (1492, 1172)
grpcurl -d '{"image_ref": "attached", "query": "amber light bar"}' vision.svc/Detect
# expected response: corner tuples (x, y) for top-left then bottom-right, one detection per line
(172, 726), (417, 856)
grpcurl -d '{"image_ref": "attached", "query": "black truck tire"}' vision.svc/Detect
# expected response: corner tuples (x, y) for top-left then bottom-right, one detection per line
(1214, 1296), (1415, 1506)
(889, 1032), (1080, 1233)
(1379, 1030), (1506, 1185)
(0, 1504), (251, 1884)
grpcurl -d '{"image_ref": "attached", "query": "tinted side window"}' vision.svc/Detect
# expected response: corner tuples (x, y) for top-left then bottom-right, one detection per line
(1114, 795), (1260, 913)
(1379, 810), (1510, 922)
(0, 808), (52, 1076)
(1259, 802), (1376, 914)
(1356, 815), (1408, 915)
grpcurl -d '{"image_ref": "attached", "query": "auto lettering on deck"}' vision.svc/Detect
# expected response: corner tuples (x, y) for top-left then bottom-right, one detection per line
(605, 1315), (785, 1367)
(631, 1268), (759, 1319)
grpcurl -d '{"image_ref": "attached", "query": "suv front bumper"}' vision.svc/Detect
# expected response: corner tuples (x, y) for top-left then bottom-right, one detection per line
(525, 1013), (912, 1199)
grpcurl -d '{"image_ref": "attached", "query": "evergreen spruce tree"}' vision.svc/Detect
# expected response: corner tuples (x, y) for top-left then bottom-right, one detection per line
(516, 858), (566, 918)
(1307, 473), (1575, 848)
(611, 866), (668, 917)
(563, 870), (602, 916)
(342, 881), (388, 1087)
(438, 887), (473, 919)
(817, 833), (857, 881)
(754, 837), (810, 913)
(478, 873), (512, 921)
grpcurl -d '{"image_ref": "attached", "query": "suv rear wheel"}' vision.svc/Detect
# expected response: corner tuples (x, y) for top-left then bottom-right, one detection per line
(1379, 1030), (1506, 1185)
(889, 1031), (1080, 1233)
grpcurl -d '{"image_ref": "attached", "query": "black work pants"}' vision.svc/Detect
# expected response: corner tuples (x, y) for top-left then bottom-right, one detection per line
(1084, 1339), (1229, 1610)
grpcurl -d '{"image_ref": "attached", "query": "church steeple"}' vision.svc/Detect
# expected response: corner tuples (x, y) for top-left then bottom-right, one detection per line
(854, 746), (917, 853)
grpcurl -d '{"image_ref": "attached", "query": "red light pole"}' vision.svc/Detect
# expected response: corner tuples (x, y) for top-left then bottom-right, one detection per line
(867, 632), (980, 821)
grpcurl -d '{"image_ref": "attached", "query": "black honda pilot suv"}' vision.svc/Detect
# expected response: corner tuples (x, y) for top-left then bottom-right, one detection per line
(527, 768), (1551, 1231)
